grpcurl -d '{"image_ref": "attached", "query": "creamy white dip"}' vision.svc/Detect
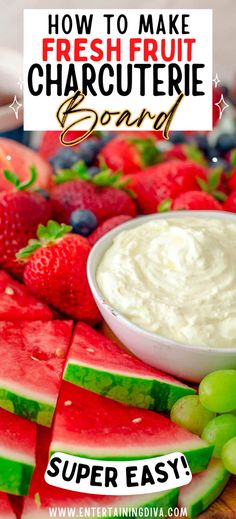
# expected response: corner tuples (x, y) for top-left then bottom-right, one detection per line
(96, 217), (236, 348)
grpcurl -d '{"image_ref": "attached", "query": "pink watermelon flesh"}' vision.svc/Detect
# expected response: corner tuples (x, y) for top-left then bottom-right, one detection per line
(0, 407), (36, 496)
(0, 492), (15, 518)
(179, 458), (230, 518)
(51, 382), (212, 474)
(0, 270), (52, 321)
(63, 323), (195, 412)
(23, 482), (179, 518)
(0, 320), (73, 426)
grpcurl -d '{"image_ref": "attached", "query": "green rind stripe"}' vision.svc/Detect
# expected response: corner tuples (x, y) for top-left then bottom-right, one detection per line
(187, 470), (230, 518)
(63, 363), (195, 413)
(0, 455), (34, 496)
(50, 445), (213, 475)
(111, 488), (179, 518)
(0, 387), (55, 427)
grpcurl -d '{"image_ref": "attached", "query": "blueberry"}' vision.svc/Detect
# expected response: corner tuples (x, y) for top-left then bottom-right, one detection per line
(169, 131), (187, 144)
(49, 148), (78, 171)
(88, 166), (100, 177)
(76, 139), (103, 166)
(194, 134), (209, 153)
(70, 209), (98, 237)
(37, 189), (50, 200)
(216, 133), (236, 153)
(206, 147), (221, 164)
(101, 132), (117, 144)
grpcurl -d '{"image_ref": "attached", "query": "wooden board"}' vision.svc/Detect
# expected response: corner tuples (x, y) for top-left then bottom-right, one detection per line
(199, 477), (236, 518)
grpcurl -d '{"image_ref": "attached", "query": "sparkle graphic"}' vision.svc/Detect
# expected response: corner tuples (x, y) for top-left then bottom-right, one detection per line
(213, 73), (221, 88)
(17, 78), (24, 90)
(9, 96), (22, 120)
(215, 94), (229, 119)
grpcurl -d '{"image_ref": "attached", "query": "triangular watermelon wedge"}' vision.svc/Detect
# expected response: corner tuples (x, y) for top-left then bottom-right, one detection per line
(179, 458), (230, 518)
(0, 270), (52, 321)
(0, 408), (36, 496)
(51, 382), (213, 474)
(63, 323), (195, 412)
(0, 320), (73, 427)
(0, 492), (15, 518)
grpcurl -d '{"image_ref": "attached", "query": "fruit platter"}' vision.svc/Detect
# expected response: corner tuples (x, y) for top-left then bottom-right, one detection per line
(1, 82), (236, 518)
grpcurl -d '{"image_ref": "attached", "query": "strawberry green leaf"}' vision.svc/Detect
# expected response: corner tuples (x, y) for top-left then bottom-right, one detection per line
(129, 138), (162, 167)
(16, 240), (41, 260)
(196, 177), (209, 192)
(208, 168), (222, 190)
(4, 166), (37, 190)
(158, 198), (172, 213)
(16, 221), (72, 260)
(184, 144), (206, 166)
(231, 149), (236, 167)
(213, 190), (227, 202)
(3, 170), (20, 188)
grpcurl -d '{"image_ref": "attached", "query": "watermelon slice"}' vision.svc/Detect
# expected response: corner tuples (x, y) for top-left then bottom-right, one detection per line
(23, 483), (179, 518)
(0, 407), (36, 496)
(0, 492), (15, 518)
(0, 320), (73, 426)
(0, 270), (52, 321)
(63, 323), (195, 412)
(179, 458), (230, 518)
(51, 382), (213, 474)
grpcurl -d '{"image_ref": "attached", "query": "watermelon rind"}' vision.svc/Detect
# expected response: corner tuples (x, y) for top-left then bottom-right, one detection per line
(50, 442), (213, 475)
(22, 488), (179, 518)
(63, 361), (195, 412)
(0, 455), (34, 496)
(0, 387), (55, 427)
(179, 458), (230, 518)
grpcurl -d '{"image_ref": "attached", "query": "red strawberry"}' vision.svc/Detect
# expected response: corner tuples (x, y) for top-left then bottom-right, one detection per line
(39, 131), (85, 160)
(130, 160), (207, 214)
(223, 191), (236, 212)
(17, 221), (101, 324)
(172, 191), (222, 210)
(0, 169), (51, 278)
(164, 144), (206, 165)
(100, 136), (161, 174)
(89, 215), (132, 246)
(0, 138), (52, 191)
(51, 164), (137, 224)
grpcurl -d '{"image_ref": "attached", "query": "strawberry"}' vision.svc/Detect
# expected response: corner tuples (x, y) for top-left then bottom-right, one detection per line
(50, 162), (137, 224)
(171, 191), (222, 211)
(39, 131), (85, 160)
(99, 136), (161, 174)
(223, 191), (236, 212)
(89, 215), (132, 246)
(17, 221), (101, 324)
(0, 168), (51, 278)
(130, 160), (207, 214)
(164, 144), (206, 165)
(0, 138), (52, 191)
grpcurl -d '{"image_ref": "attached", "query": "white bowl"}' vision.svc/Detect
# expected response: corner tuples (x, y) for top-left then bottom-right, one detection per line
(87, 211), (236, 383)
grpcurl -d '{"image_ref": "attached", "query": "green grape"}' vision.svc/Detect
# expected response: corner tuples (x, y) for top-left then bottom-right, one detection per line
(170, 395), (215, 436)
(222, 437), (236, 474)
(201, 414), (236, 458)
(199, 370), (236, 413)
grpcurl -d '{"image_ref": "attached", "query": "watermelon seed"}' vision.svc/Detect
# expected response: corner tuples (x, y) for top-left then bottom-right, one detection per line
(30, 355), (40, 361)
(64, 400), (72, 406)
(86, 347), (95, 353)
(132, 417), (142, 424)
(5, 286), (14, 295)
(55, 347), (65, 358)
